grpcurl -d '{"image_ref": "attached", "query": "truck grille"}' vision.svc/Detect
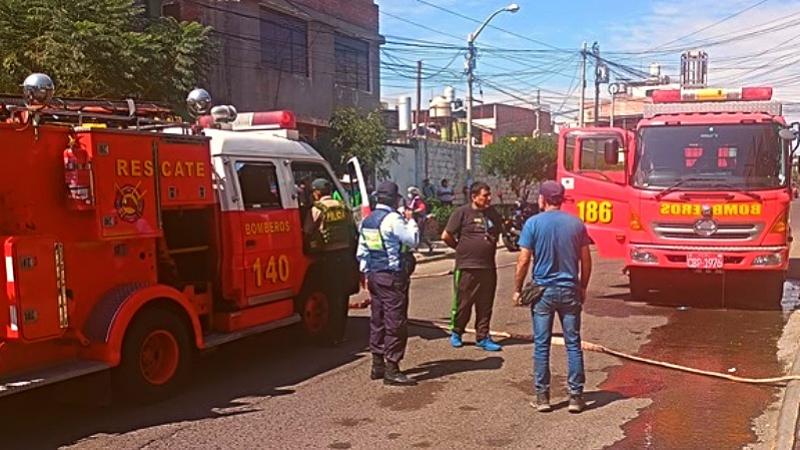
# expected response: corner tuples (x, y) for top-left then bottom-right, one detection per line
(652, 222), (763, 241)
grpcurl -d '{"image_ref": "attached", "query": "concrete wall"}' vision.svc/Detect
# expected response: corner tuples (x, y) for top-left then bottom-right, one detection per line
(381, 140), (519, 205)
(177, 0), (381, 125)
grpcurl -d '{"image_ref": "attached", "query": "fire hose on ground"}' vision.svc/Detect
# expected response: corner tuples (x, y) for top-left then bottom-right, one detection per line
(400, 262), (800, 385)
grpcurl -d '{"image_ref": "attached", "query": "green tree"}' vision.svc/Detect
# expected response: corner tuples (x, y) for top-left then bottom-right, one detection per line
(481, 135), (557, 200)
(0, 0), (214, 107)
(319, 107), (392, 176)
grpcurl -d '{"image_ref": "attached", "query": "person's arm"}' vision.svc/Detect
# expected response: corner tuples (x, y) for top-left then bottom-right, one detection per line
(512, 247), (533, 305)
(579, 245), (592, 302)
(355, 226), (369, 274)
(512, 219), (535, 305)
(311, 205), (322, 227)
(392, 210), (419, 248)
(441, 208), (461, 249)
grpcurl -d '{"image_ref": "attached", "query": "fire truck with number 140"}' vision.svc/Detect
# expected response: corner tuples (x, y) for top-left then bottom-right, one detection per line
(0, 73), (371, 400)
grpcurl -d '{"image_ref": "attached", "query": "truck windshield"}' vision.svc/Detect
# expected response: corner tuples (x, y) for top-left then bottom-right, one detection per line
(632, 124), (787, 190)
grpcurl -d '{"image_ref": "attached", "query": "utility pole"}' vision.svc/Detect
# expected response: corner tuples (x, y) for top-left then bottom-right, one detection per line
(534, 88), (541, 136)
(416, 60), (429, 180)
(416, 60), (422, 136)
(592, 42), (600, 127)
(579, 41), (587, 127)
(466, 41), (475, 180)
(464, 4), (520, 188)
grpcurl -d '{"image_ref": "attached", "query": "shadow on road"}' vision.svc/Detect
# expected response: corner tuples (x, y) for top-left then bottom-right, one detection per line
(548, 390), (625, 412)
(0, 318), (383, 449)
(405, 357), (504, 382)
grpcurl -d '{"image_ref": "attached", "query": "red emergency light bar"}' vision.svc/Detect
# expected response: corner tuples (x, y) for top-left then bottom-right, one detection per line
(248, 110), (296, 129)
(651, 87), (773, 103)
(199, 109), (297, 130)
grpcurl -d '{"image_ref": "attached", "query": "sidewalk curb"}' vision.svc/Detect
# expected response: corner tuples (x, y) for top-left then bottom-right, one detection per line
(775, 311), (800, 450)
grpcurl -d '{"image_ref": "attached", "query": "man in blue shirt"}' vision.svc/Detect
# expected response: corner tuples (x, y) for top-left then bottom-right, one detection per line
(513, 180), (593, 413)
(357, 181), (419, 386)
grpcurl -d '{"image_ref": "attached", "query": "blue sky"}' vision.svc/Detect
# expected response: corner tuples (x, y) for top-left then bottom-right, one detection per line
(375, 0), (800, 122)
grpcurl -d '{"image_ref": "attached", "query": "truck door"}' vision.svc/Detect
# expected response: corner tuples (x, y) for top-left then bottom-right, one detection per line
(558, 128), (632, 259)
(345, 156), (371, 222)
(234, 160), (301, 306)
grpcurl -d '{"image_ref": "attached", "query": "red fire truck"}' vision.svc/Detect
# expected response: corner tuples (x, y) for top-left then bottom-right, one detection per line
(557, 86), (797, 307)
(0, 75), (367, 400)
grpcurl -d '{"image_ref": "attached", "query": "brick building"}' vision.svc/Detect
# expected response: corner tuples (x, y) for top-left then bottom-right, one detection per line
(155, 0), (382, 139)
(471, 103), (553, 145)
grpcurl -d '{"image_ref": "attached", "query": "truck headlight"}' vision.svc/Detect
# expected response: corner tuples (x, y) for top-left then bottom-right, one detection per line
(753, 253), (783, 266)
(631, 248), (658, 264)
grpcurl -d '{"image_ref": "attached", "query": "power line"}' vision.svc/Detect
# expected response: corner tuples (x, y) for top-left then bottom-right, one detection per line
(411, 0), (567, 51)
(647, 0), (770, 51)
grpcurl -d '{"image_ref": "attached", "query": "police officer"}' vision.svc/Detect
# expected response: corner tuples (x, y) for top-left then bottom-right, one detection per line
(357, 181), (419, 386)
(310, 178), (350, 251)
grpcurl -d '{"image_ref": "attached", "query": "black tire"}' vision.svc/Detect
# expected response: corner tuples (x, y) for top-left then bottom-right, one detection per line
(113, 307), (192, 403)
(298, 279), (347, 346)
(628, 268), (651, 301)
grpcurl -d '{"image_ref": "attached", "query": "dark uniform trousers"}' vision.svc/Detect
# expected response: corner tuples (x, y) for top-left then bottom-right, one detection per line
(451, 268), (497, 341)
(368, 271), (410, 363)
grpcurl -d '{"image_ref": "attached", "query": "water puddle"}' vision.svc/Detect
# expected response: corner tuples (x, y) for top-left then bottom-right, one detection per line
(601, 287), (793, 448)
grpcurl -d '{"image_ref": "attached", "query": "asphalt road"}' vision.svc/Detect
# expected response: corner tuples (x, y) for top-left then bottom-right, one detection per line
(2, 208), (800, 449)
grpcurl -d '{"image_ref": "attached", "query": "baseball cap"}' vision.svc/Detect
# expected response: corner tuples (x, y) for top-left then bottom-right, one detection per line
(540, 180), (565, 204)
(311, 178), (331, 191)
(376, 181), (400, 201)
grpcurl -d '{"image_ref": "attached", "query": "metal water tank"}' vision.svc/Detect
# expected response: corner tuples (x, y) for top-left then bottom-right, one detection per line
(649, 63), (661, 78)
(429, 96), (452, 118)
(444, 86), (456, 103)
(398, 96), (412, 131)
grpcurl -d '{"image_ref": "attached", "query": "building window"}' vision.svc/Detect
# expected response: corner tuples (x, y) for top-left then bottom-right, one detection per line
(260, 9), (308, 75)
(335, 35), (370, 91)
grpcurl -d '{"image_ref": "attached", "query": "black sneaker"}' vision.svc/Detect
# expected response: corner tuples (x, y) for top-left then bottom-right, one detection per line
(530, 392), (551, 412)
(568, 394), (585, 413)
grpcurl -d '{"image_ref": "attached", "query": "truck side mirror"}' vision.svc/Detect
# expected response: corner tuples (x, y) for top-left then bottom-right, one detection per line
(779, 128), (795, 141)
(604, 139), (621, 165)
(781, 122), (800, 153)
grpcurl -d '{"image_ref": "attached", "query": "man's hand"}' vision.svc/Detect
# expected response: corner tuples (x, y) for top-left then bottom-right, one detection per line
(579, 286), (587, 303)
(512, 291), (522, 307)
(403, 208), (414, 221)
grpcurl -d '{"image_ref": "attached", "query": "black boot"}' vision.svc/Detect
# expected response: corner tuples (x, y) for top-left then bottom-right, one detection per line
(370, 354), (385, 380)
(383, 361), (417, 386)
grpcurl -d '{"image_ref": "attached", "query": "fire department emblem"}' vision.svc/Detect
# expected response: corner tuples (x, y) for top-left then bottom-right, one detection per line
(114, 182), (146, 223)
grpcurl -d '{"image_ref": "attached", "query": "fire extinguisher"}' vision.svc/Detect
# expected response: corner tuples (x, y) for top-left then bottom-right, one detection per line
(64, 136), (94, 210)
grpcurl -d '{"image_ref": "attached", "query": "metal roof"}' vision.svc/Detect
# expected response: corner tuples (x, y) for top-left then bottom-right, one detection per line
(200, 128), (325, 161)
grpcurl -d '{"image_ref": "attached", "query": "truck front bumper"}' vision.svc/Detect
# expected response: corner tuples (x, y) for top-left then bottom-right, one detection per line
(626, 243), (789, 271)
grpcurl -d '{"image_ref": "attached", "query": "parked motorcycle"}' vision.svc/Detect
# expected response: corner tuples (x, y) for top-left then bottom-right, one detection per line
(502, 200), (539, 252)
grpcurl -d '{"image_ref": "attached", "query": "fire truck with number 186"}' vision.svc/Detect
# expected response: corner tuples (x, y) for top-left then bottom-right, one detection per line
(0, 74), (369, 400)
(557, 84), (798, 308)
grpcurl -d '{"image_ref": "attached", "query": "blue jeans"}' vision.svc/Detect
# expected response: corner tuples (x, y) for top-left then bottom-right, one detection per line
(531, 286), (585, 395)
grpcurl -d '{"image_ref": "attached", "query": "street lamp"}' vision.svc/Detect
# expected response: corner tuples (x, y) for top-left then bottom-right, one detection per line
(465, 3), (519, 186)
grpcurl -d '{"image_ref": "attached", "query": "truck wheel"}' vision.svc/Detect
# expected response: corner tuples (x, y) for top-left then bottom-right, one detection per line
(113, 308), (192, 403)
(629, 268), (651, 301)
(299, 287), (347, 346)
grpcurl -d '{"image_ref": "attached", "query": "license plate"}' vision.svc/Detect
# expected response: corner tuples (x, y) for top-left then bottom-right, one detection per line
(686, 253), (724, 269)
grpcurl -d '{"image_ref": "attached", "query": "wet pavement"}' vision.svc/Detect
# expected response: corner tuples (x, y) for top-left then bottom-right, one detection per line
(0, 216), (799, 448)
(601, 306), (789, 448)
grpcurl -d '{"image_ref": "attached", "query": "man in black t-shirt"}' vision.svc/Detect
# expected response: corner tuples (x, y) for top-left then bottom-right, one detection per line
(441, 181), (504, 351)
